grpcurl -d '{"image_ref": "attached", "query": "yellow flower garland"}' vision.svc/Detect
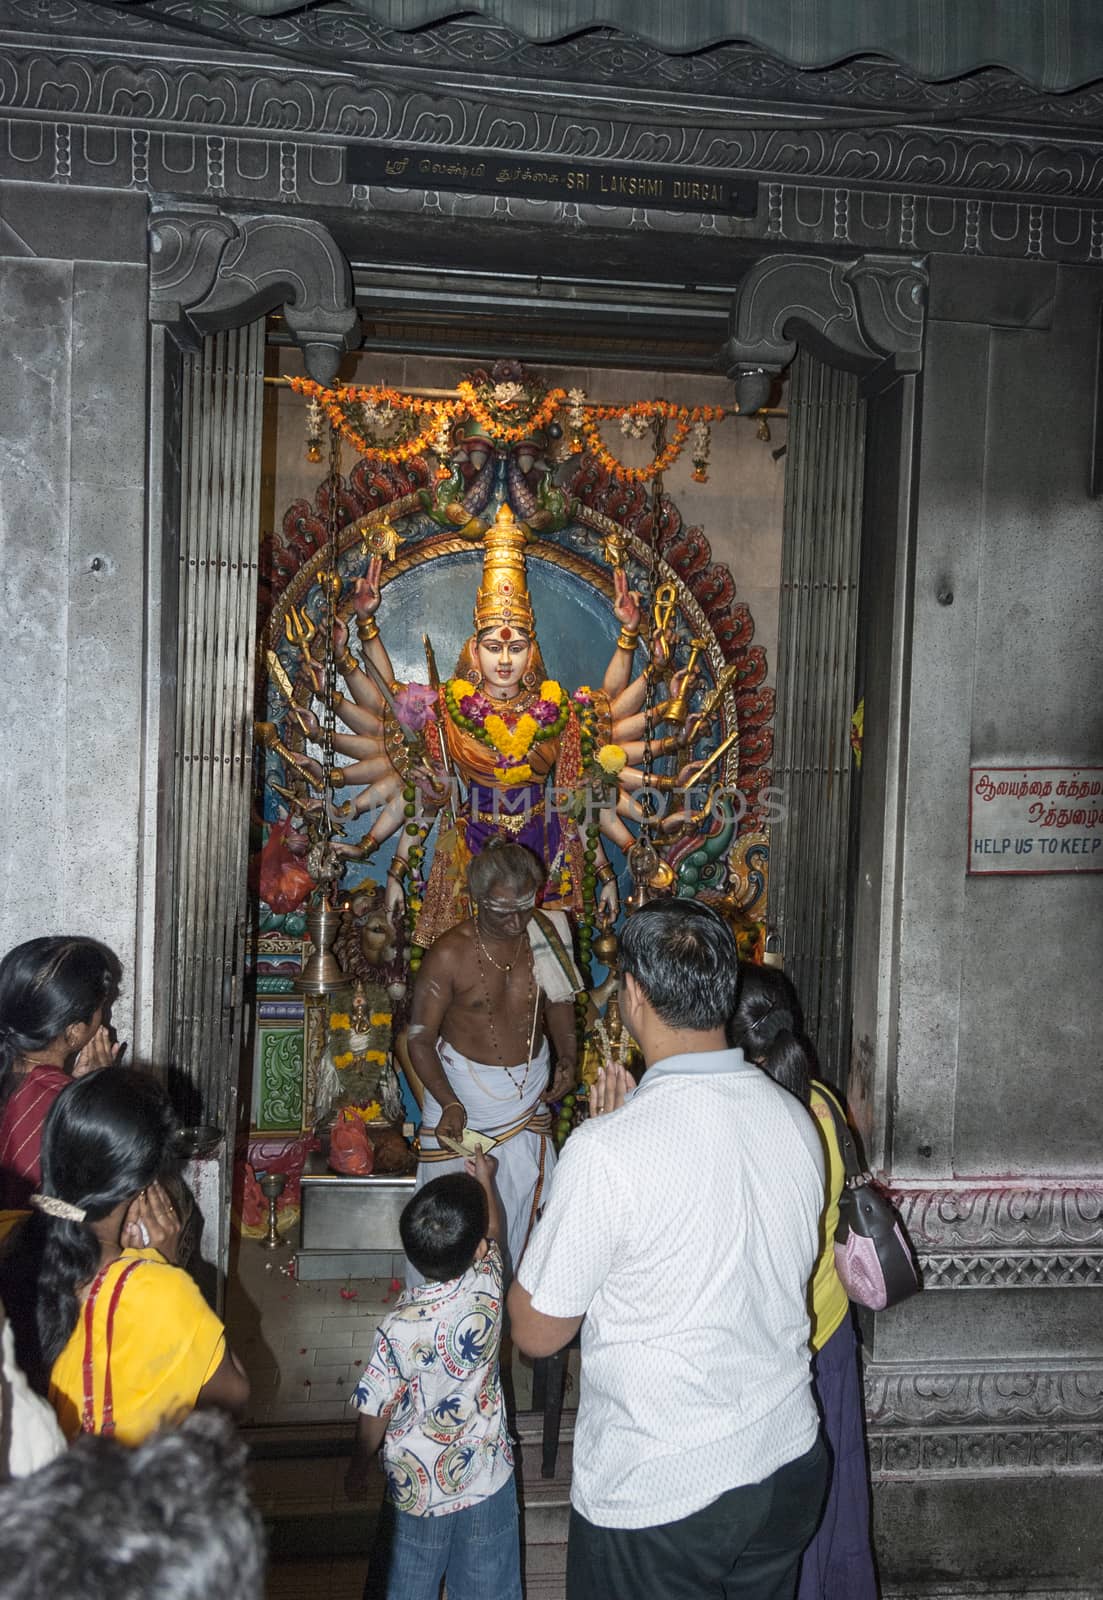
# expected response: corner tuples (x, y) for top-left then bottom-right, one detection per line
(450, 679), (563, 778)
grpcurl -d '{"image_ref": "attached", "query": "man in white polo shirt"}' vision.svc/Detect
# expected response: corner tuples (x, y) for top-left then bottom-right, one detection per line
(508, 898), (828, 1599)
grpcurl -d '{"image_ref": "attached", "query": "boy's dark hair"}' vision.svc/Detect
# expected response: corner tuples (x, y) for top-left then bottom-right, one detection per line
(400, 1173), (488, 1283)
(618, 897), (739, 1032)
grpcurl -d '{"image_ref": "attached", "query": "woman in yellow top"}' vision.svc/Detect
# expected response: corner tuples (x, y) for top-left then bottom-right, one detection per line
(730, 964), (877, 1600)
(0, 1067), (248, 1442)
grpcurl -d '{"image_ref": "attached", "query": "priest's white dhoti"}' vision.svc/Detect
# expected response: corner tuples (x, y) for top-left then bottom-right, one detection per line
(406, 1037), (555, 1289)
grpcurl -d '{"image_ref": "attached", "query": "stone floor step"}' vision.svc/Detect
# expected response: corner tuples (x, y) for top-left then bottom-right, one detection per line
(513, 1408), (575, 1492)
(250, 1415), (573, 1592)
(518, 1441), (573, 1489)
(520, 1497), (571, 1547)
(523, 1572), (567, 1598)
(522, 1541), (568, 1577)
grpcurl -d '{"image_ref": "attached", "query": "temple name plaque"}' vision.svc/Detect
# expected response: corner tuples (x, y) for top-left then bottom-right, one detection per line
(347, 144), (759, 215)
(968, 766), (1103, 874)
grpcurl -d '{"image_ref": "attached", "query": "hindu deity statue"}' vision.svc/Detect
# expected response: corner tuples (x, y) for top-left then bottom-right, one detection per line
(293, 500), (704, 948)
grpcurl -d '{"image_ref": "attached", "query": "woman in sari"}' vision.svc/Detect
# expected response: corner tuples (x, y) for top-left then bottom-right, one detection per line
(0, 1067), (248, 1442)
(729, 965), (878, 1600)
(0, 937), (123, 1210)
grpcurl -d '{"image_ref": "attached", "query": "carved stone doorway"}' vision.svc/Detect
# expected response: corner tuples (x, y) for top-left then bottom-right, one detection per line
(147, 212), (928, 1284)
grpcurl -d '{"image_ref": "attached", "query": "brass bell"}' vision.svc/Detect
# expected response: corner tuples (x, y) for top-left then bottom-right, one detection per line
(295, 899), (347, 993)
(658, 638), (706, 727)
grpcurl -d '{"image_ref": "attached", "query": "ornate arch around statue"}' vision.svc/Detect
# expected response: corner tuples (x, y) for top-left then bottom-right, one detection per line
(259, 466), (770, 916)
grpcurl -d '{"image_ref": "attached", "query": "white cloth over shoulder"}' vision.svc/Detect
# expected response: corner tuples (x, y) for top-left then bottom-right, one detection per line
(518, 1048), (825, 1531)
(527, 908), (584, 1005)
(407, 1039), (555, 1289)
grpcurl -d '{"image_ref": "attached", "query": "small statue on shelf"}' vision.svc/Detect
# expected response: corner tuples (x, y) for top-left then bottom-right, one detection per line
(312, 977), (404, 1130)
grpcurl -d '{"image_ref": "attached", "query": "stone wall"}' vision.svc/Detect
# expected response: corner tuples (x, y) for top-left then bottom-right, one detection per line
(0, 182), (155, 1053)
(863, 255), (1103, 1591)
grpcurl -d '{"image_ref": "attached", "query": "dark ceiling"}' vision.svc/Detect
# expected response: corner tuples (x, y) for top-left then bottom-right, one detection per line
(287, 207), (761, 373)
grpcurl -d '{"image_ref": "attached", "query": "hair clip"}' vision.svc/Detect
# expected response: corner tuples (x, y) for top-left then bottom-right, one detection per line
(30, 1193), (87, 1223)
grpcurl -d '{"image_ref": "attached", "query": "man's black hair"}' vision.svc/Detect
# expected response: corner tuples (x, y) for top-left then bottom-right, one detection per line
(400, 1173), (488, 1283)
(0, 1411), (264, 1599)
(618, 897), (739, 1032)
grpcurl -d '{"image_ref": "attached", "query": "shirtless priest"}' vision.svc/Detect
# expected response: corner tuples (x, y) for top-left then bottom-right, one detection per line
(403, 841), (582, 1286)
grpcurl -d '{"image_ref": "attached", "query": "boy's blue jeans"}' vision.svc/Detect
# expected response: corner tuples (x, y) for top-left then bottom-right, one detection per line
(365, 1476), (522, 1600)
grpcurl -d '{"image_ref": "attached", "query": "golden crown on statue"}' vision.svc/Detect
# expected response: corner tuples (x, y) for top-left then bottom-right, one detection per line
(472, 503), (535, 636)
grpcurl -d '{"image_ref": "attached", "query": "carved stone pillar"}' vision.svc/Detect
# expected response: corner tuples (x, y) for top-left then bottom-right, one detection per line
(723, 250), (1103, 1591)
(721, 250), (928, 405)
(148, 207), (359, 381)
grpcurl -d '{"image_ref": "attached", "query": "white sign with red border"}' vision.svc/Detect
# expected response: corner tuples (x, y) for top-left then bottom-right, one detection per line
(968, 766), (1103, 875)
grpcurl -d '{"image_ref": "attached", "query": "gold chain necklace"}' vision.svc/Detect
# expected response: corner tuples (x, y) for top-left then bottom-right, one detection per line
(475, 927), (524, 973)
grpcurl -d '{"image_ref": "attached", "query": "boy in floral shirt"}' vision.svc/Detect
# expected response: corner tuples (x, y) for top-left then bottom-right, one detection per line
(347, 1150), (520, 1599)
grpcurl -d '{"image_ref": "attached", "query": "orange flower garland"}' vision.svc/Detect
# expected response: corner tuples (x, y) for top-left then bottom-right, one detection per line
(581, 414), (690, 485)
(455, 380), (567, 444)
(288, 375), (465, 465)
(289, 375), (736, 484)
(579, 402), (725, 486)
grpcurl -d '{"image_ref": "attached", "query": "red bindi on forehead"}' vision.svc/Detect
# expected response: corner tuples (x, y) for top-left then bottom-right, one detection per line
(500, 627), (512, 640)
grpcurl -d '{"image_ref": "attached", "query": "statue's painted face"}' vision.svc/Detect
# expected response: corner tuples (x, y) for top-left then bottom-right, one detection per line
(476, 626), (532, 697)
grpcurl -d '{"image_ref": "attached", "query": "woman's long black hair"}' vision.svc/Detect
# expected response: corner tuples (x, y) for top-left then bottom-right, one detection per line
(0, 938), (121, 1107)
(728, 962), (816, 1106)
(0, 1067), (174, 1390)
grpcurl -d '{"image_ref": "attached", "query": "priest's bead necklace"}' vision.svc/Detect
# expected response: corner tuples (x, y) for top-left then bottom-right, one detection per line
(473, 932), (536, 1097)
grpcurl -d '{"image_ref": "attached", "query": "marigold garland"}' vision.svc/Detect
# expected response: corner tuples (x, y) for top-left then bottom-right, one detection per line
(580, 414), (691, 485)
(444, 677), (569, 779)
(290, 375), (739, 484)
(456, 380), (567, 444)
(340, 1101), (383, 1123)
(288, 375), (465, 466)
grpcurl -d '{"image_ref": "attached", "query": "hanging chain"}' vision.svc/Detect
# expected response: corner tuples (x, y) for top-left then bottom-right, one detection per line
(640, 413), (666, 839)
(319, 422), (342, 845)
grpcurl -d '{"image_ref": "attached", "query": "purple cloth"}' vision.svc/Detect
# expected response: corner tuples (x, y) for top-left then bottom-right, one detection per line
(464, 782), (562, 864)
(796, 1313), (879, 1600)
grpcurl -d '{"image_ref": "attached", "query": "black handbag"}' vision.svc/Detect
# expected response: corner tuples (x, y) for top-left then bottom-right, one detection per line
(817, 1085), (920, 1310)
